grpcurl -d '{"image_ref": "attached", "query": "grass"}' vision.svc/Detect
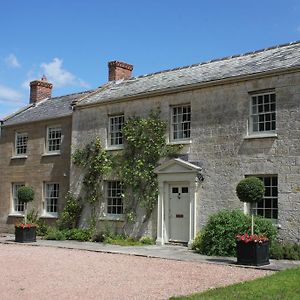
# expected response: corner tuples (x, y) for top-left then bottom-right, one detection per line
(170, 267), (300, 300)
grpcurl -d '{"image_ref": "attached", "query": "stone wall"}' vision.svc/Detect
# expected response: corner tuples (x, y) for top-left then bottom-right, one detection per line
(71, 71), (300, 242)
(0, 116), (72, 232)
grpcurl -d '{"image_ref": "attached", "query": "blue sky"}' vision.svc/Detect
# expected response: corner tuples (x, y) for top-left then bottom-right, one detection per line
(0, 0), (299, 118)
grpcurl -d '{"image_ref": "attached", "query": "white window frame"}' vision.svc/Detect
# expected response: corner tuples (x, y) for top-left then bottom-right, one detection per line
(44, 182), (59, 217)
(170, 104), (191, 141)
(12, 183), (25, 215)
(15, 132), (28, 156)
(46, 126), (62, 154)
(106, 181), (124, 216)
(249, 92), (276, 134)
(108, 115), (124, 147)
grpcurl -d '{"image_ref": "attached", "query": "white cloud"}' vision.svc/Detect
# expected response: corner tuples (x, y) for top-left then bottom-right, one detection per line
(5, 54), (21, 68)
(0, 84), (23, 103)
(40, 58), (89, 88)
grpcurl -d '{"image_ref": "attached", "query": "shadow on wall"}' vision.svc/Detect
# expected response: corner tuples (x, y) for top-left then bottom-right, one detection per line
(238, 138), (277, 156)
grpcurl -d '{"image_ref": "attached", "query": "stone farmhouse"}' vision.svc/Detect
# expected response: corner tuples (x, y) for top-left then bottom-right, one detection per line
(1, 41), (299, 246)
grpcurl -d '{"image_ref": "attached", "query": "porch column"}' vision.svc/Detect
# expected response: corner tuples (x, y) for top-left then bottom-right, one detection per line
(188, 180), (198, 249)
(156, 182), (165, 245)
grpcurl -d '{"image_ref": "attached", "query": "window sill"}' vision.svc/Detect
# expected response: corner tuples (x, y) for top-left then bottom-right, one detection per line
(106, 145), (124, 151)
(42, 152), (61, 157)
(99, 215), (125, 222)
(244, 133), (277, 140)
(11, 155), (28, 160)
(8, 213), (24, 217)
(167, 139), (192, 145)
(40, 214), (58, 219)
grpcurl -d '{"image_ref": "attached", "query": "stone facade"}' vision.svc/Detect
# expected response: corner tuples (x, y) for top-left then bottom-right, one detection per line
(71, 70), (300, 243)
(0, 116), (72, 232)
(1, 42), (299, 244)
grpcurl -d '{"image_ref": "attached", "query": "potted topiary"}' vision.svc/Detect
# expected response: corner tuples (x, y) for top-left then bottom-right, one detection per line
(236, 177), (270, 266)
(15, 186), (36, 243)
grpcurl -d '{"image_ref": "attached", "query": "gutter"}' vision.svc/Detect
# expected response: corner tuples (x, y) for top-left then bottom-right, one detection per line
(75, 65), (300, 110)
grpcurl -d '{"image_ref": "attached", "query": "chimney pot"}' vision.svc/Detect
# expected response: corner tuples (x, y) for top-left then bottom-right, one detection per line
(108, 61), (133, 81)
(29, 76), (53, 104)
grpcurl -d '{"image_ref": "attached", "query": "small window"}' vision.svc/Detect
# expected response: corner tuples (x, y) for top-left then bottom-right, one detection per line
(251, 176), (278, 219)
(171, 105), (191, 141)
(12, 183), (25, 213)
(45, 183), (59, 215)
(182, 187), (189, 193)
(47, 127), (62, 153)
(250, 93), (276, 133)
(15, 132), (28, 155)
(172, 187), (179, 193)
(109, 115), (124, 146)
(107, 181), (123, 215)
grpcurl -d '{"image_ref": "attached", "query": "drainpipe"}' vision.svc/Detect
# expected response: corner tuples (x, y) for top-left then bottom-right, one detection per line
(0, 120), (3, 139)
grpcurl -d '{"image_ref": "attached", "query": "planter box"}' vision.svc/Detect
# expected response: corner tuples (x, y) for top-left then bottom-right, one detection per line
(15, 226), (36, 243)
(236, 240), (270, 266)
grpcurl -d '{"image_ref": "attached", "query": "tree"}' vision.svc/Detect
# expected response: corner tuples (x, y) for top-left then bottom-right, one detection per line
(236, 177), (265, 235)
(17, 186), (34, 224)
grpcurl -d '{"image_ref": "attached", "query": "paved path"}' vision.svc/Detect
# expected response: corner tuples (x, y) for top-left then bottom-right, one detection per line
(1, 233), (299, 271)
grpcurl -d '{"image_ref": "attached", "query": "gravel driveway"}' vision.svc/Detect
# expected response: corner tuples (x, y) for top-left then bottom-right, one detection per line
(0, 244), (272, 300)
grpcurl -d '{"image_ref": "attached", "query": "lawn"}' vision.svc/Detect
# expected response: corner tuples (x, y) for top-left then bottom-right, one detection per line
(170, 267), (300, 300)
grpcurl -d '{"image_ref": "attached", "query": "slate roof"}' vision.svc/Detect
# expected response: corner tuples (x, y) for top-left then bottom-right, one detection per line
(78, 41), (300, 107)
(3, 90), (93, 126)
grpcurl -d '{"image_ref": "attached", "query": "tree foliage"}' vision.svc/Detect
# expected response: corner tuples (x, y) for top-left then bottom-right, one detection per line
(236, 177), (265, 204)
(17, 186), (34, 203)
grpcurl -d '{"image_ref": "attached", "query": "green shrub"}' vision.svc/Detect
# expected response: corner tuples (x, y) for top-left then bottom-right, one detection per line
(139, 236), (154, 245)
(270, 242), (300, 260)
(192, 210), (277, 257)
(236, 177), (265, 204)
(65, 228), (93, 241)
(27, 209), (49, 236)
(57, 192), (82, 230)
(44, 228), (66, 240)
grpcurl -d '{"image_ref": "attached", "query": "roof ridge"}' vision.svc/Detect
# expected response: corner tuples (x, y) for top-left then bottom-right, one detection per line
(50, 89), (94, 100)
(130, 40), (300, 80)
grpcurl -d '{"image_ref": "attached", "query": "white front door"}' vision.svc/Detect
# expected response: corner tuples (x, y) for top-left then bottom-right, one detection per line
(169, 184), (190, 242)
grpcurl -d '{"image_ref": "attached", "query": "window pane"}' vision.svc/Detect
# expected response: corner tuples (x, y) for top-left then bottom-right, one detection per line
(109, 115), (124, 146)
(45, 183), (59, 213)
(251, 93), (276, 133)
(172, 105), (191, 140)
(107, 181), (123, 215)
(48, 127), (61, 152)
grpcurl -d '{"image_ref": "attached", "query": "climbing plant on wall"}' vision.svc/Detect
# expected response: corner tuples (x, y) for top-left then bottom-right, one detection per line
(72, 137), (113, 220)
(72, 110), (182, 230)
(120, 110), (182, 223)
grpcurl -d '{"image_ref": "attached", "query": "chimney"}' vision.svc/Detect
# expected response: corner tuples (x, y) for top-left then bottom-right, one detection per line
(29, 75), (53, 104)
(108, 61), (133, 81)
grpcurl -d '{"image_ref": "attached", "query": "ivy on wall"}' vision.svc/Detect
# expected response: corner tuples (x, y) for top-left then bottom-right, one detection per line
(73, 110), (182, 229)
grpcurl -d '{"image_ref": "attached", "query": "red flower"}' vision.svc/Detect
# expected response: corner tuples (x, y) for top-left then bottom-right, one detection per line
(236, 233), (268, 243)
(15, 223), (37, 229)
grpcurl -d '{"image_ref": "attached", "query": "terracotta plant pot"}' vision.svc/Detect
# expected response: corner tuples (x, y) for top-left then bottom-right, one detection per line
(236, 240), (270, 266)
(15, 226), (37, 243)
